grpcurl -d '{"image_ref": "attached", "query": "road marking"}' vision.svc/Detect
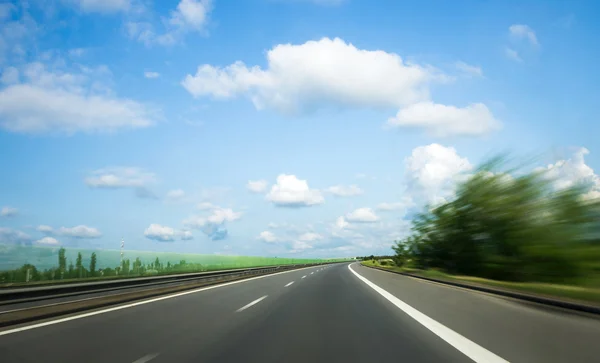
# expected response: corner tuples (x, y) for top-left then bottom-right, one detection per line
(348, 264), (508, 363)
(302, 275), (306, 279)
(310, 272), (314, 275)
(0, 265), (322, 336)
(236, 295), (268, 312)
(285, 281), (294, 287)
(133, 353), (159, 363)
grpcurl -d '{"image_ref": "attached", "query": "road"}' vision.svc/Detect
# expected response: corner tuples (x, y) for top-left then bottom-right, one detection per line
(0, 262), (599, 362)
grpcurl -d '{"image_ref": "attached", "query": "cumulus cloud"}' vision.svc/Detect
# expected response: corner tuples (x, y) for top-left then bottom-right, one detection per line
(0, 62), (157, 134)
(289, 240), (313, 253)
(376, 199), (414, 212)
(325, 184), (363, 197)
(38, 225), (102, 239)
(387, 101), (500, 137)
(247, 179), (268, 193)
(536, 147), (600, 201)
(1, 206), (18, 217)
(405, 144), (473, 206)
(257, 230), (277, 242)
(35, 236), (59, 245)
(182, 37), (434, 114)
(0, 227), (32, 245)
(85, 167), (156, 197)
(196, 201), (216, 210)
(183, 206), (242, 241)
(509, 24), (539, 46)
(345, 208), (379, 223)
(144, 71), (160, 79)
(266, 174), (324, 207)
(298, 232), (323, 242)
(144, 224), (192, 241)
(181, 37), (498, 137)
(455, 61), (483, 77)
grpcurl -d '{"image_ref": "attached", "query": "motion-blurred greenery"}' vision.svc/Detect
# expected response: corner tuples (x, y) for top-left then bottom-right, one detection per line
(392, 155), (600, 288)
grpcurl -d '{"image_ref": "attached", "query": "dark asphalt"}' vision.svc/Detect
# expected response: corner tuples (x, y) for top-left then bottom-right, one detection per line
(0, 262), (599, 363)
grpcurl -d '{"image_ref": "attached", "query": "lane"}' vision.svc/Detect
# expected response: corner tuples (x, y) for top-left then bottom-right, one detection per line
(0, 264), (326, 363)
(154, 262), (471, 363)
(352, 263), (600, 363)
(1, 261), (598, 362)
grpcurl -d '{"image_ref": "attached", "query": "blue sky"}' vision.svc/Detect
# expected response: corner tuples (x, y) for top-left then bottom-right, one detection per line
(1, 0), (599, 259)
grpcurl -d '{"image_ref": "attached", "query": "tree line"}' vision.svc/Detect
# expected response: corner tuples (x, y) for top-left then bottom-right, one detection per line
(0, 247), (196, 284)
(392, 157), (600, 284)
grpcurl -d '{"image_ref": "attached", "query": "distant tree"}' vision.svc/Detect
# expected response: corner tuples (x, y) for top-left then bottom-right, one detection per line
(76, 252), (83, 278)
(155, 257), (160, 271)
(68, 261), (74, 278)
(90, 252), (97, 277)
(58, 248), (67, 273)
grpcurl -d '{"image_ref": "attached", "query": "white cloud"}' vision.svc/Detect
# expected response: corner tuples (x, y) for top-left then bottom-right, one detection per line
(144, 224), (176, 242)
(345, 208), (379, 223)
(35, 236), (59, 245)
(66, 0), (131, 13)
(298, 232), (323, 242)
(505, 47), (522, 62)
(128, 0), (213, 46)
(0, 206), (18, 217)
(0, 63), (156, 134)
(182, 37), (437, 114)
(165, 189), (186, 202)
(325, 184), (363, 197)
(182, 37), (497, 138)
(144, 71), (160, 79)
(509, 24), (539, 46)
(334, 216), (350, 230)
(0, 227), (31, 245)
(405, 144), (473, 206)
(85, 167), (156, 188)
(274, 0), (344, 5)
(247, 179), (268, 193)
(257, 230), (277, 242)
(289, 240), (313, 253)
(266, 174), (324, 207)
(455, 61), (483, 77)
(183, 207), (242, 228)
(180, 230), (194, 240)
(376, 199), (414, 212)
(196, 201), (216, 210)
(38, 225), (102, 239)
(536, 147), (600, 201)
(1, 66), (19, 85)
(387, 101), (501, 137)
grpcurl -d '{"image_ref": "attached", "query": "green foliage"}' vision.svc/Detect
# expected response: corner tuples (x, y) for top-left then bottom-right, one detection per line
(90, 252), (97, 277)
(394, 155), (600, 284)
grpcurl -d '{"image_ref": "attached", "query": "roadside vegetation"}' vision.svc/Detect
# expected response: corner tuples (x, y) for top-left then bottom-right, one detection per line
(361, 155), (600, 304)
(0, 248), (351, 287)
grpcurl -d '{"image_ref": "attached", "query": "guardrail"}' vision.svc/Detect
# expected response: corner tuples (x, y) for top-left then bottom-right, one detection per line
(0, 263), (329, 305)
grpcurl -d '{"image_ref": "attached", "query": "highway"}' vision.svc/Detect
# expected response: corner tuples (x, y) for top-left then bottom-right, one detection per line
(0, 262), (599, 362)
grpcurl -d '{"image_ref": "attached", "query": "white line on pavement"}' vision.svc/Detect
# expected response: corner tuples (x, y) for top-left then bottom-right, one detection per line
(0, 265), (320, 337)
(236, 295), (268, 312)
(302, 275), (306, 279)
(348, 264), (508, 363)
(132, 353), (159, 363)
(285, 281), (294, 287)
(310, 272), (314, 275)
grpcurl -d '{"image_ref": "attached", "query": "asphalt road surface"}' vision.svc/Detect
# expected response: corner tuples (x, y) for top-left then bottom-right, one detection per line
(0, 262), (599, 363)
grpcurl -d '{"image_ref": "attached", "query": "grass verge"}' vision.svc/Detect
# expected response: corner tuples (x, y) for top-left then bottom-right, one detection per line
(361, 260), (600, 305)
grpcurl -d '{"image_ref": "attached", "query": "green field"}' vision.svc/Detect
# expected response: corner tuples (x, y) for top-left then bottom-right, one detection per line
(0, 244), (354, 286)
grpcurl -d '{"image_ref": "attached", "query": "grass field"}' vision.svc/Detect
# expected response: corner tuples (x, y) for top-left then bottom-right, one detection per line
(361, 260), (600, 305)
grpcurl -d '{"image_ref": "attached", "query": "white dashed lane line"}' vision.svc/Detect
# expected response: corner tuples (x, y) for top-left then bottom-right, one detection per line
(285, 281), (294, 287)
(236, 295), (268, 312)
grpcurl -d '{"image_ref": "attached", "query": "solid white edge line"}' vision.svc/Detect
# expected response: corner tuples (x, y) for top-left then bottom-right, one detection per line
(236, 295), (268, 312)
(0, 265), (321, 336)
(348, 264), (508, 363)
(284, 281), (294, 287)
